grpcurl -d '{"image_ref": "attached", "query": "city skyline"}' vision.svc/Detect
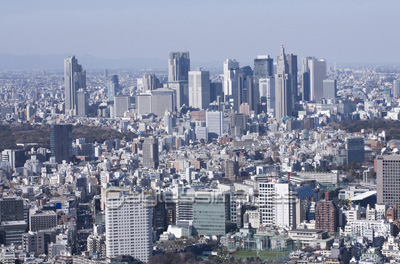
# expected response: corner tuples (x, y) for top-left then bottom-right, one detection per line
(2, 1), (400, 263)
(1, 0), (400, 66)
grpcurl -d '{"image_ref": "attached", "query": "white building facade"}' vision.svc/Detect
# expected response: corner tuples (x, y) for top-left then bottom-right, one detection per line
(105, 190), (153, 262)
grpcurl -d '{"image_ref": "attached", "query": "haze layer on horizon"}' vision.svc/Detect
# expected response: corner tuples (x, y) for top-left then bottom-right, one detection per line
(0, 0), (398, 64)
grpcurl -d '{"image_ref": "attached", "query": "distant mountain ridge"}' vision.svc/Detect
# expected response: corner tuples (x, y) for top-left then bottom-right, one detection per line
(0, 54), (223, 71)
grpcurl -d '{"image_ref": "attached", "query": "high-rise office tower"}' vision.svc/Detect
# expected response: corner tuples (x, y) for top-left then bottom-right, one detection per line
(168, 52), (190, 108)
(105, 190), (152, 262)
(274, 182), (297, 228)
(210, 82), (223, 103)
(64, 56), (86, 116)
(150, 88), (176, 116)
(168, 51), (190, 82)
(236, 66), (253, 113)
(113, 95), (131, 117)
(230, 113), (247, 136)
(1, 149), (26, 172)
(393, 80), (400, 98)
(136, 88), (176, 116)
(26, 104), (36, 119)
(50, 124), (72, 164)
(223, 59), (240, 100)
(315, 193), (338, 233)
(164, 112), (173, 135)
(301, 57), (313, 101)
(259, 77), (275, 115)
(168, 82), (188, 109)
(258, 181), (297, 228)
(176, 194), (194, 221)
(309, 58), (326, 101)
(275, 44), (293, 120)
(107, 75), (119, 102)
(206, 111), (223, 139)
(254, 55), (273, 112)
(188, 70), (210, 110)
(153, 194), (167, 238)
(346, 137), (365, 164)
(266, 77), (275, 115)
(76, 89), (88, 117)
(192, 191), (234, 236)
(286, 53), (298, 104)
(322, 79), (337, 99)
(376, 155), (400, 207)
(143, 73), (160, 92)
(143, 137), (159, 169)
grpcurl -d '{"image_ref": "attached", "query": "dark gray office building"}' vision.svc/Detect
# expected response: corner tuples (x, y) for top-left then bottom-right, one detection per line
(50, 124), (73, 164)
(0, 197), (24, 223)
(286, 53), (298, 104)
(253, 55), (273, 112)
(346, 137), (365, 164)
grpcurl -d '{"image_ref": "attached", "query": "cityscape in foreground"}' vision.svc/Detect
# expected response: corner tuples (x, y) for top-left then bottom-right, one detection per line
(2, 39), (400, 264)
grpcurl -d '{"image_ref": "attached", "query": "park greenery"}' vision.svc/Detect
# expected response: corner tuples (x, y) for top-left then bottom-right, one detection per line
(0, 124), (136, 152)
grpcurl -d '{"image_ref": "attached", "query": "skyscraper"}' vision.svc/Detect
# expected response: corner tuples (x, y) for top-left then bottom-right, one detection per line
(168, 51), (190, 82)
(259, 77), (275, 115)
(376, 155), (400, 207)
(346, 137), (365, 164)
(168, 51), (190, 108)
(393, 80), (400, 98)
(64, 56), (86, 116)
(223, 59), (240, 100)
(107, 75), (119, 102)
(230, 113), (247, 136)
(309, 58), (326, 101)
(1, 149), (26, 172)
(206, 111), (223, 139)
(50, 124), (72, 164)
(286, 52), (298, 104)
(143, 137), (159, 169)
(275, 44), (293, 120)
(150, 88), (176, 116)
(136, 89), (176, 116)
(113, 95), (131, 117)
(142, 73), (160, 92)
(301, 57), (313, 101)
(210, 82), (223, 103)
(105, 189), (153, 262)
(254, 55), (274, 112)
(192, 191), (234, 236)
(322, 79), (337, 99)
(188, 70), (210, 110)
(76, 89), (88, 117)
(237, 66), (253, 113)
(258, 181), (297, 228)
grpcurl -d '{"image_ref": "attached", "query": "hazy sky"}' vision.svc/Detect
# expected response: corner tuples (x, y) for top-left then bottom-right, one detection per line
(1, 0), (399, 64)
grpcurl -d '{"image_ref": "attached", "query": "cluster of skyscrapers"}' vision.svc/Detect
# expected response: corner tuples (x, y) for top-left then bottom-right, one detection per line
(63, 46), (335, 122)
